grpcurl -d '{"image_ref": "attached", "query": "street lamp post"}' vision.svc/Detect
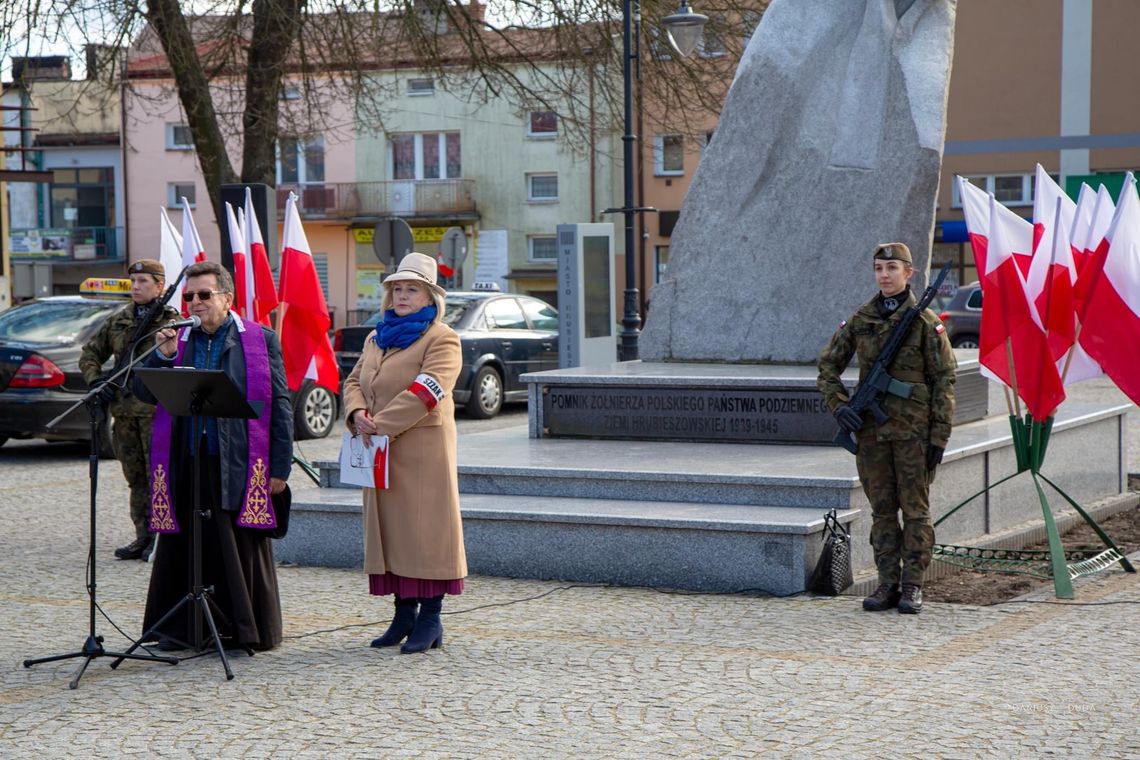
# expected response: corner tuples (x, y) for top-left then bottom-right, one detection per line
(615, 0), (707, 361)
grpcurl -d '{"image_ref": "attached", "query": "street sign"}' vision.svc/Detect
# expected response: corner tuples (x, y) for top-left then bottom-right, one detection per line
(371, 217), (415, 268)
(438, 226), (468, 287)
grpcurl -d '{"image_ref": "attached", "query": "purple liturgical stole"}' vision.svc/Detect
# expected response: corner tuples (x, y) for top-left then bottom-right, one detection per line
(148, 317), (277, 534)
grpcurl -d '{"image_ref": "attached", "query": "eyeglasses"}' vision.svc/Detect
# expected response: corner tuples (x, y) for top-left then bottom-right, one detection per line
(181, 290), (227, 303)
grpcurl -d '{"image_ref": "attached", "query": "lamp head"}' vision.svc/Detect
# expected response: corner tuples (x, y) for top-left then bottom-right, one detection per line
(662, 0), (709, 58)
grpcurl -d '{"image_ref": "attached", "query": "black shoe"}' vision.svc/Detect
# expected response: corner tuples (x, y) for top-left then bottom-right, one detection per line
(114, 536), (150, 561)
(401, 596), (444, 654)
(898, 584), (923, 614)
(138, 536), (155, 561)
(862, 583), (901, 612)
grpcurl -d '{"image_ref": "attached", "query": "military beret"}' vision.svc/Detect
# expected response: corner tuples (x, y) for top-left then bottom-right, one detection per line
(128, 259), (165, 279)
(873, 242), (913, 264)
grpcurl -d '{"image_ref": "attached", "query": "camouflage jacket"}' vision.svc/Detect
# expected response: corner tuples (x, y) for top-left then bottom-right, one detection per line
(79, 300), (180, 417)
(817, 290), (957, 446)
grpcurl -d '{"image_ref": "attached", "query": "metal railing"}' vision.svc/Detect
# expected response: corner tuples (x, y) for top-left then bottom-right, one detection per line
(276, 179), (476, 219)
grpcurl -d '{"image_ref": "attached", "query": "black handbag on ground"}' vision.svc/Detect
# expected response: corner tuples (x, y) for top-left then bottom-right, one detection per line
(808, 509), (853, 595)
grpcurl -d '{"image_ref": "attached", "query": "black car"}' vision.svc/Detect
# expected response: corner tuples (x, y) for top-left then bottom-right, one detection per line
(0, 295), (124, 454)
(0, 288), (337, 453)
(333, 289), (559, 418)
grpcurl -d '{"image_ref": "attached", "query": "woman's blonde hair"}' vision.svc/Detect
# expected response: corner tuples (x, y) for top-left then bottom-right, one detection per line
(381, 281), (445, 324)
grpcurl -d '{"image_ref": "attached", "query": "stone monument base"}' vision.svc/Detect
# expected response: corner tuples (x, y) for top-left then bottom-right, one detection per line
(523, 360), (988, 444)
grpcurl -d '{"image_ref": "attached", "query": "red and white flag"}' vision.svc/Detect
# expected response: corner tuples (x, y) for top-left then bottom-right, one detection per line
(243, 187), (279, 326)
(1068, 182), (1097, 263)
(277, 193), (339, 393)
(979, 194), (1065, 420)
(1073, 184), (1116, 312)
(1027, 175), (1077, 361)
(957, 176), (1034, 279)
(1078, 173), (1140, 406)
(177, 197), (207, 314)
(158, 207), (183, 284)
(224, 202), (252, 319)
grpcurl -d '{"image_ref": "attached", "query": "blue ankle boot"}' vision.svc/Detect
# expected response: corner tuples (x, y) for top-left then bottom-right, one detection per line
(371, 597), (418, 648)
(400, 595), (443, 654)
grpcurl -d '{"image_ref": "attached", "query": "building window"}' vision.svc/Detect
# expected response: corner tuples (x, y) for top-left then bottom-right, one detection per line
(165, 123), (193, 150)
(528, 111), (558, 138)
(654, 135), (684, 176)
(50, 168), (113, 228)
(698, 14), (727, 58)
(389, 132), (461, 180)
(277, 136), (325, 185)
(167, 182), (196, 208)
(279, 83), (301, 100)
(528, 236), (558, 261)
(527, 173), (558, 201)
(951, 172), (1050, 208)
(407, 78), (435, 96)
(655, 245), (670, 283)
(658, 210), (680, 238)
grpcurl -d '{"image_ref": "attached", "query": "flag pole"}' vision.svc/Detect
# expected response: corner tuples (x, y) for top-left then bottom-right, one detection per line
(1004, 337), (1022, 418)
(1059, 322), (1081, 385)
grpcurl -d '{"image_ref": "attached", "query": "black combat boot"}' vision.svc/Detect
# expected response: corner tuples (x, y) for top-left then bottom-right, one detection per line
(370, 597), (418, 648)
(114, 536), (151, 560)
(898, 584), (923, 614)
(401, 595), (443, 654)
(862, 583), (901, 611)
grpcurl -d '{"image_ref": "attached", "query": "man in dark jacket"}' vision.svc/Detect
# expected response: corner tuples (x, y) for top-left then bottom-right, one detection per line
(134, 261), (292, 651)
(79, 259), (179, 560)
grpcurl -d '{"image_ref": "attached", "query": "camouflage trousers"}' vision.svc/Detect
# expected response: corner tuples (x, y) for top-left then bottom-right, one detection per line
(112, 415), (155, 540)
(855, 436), (935, 587)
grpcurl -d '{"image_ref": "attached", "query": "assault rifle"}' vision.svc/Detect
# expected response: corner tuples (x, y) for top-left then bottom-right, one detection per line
(833, 260), (953, 455)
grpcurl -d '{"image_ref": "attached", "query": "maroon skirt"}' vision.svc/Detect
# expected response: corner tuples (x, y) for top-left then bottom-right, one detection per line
(369, 571), (464, 598)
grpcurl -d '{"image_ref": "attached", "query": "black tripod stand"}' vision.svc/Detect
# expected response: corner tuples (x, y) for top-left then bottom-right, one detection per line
(112, 367), (258, 681)
(22, 378), (179, 689)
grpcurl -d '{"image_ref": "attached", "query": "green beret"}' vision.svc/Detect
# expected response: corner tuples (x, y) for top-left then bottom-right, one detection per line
(128, 259), (166, 279)
(873, 242), (912, 264)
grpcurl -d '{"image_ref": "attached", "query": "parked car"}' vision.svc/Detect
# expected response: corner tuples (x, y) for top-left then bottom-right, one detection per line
(333, 287), (559, 418)
(0, 282), (337, 453)
(938, 281), (983, 348)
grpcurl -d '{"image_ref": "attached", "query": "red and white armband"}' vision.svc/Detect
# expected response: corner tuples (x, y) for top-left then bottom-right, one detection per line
(408, 373), (446, 410)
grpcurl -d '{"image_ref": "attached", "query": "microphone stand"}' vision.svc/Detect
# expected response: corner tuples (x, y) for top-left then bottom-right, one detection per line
(23, 334), (181, 689)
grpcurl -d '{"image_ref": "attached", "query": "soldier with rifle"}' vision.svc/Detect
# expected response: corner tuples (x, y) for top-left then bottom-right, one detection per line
(817, 243), (956, 614)
(79, 259), (180, 561)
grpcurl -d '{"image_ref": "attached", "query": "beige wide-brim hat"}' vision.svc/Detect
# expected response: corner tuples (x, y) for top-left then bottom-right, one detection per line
(383, 252), (446, 295)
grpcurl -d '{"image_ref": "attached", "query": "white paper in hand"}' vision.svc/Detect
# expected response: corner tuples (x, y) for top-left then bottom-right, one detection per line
(338, 431), (390, 489)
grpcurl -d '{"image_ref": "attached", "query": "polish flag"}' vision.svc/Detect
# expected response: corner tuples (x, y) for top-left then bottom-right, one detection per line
(1027, 168), (1077, 361)
(243, 187), (279, 326)
(1078, 173), (1140, 406)
(225, 201), (251, 319)
(979, 194), (1065, 420)
(957, 177), (1034, 280)
(177, 197), (207, 314)
(277, 193), (339, 393)
(1068, 182), (1096, 267)
(1073, 184), (1116, 312)
(158, 207), (183, 284)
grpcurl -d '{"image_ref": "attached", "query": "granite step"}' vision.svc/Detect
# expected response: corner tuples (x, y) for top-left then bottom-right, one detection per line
(275, 485), (857, 595)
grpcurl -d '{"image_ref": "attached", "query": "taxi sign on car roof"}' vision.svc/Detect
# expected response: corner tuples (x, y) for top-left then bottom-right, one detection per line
(471, 281), (501, 292)
(79, 278), (133, 297)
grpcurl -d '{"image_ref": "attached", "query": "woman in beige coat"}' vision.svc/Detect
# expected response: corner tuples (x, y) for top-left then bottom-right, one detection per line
(342, 253), (466, 654)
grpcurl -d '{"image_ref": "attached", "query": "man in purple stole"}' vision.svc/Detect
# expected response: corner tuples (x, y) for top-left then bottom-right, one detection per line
(134, 261), (292, 651)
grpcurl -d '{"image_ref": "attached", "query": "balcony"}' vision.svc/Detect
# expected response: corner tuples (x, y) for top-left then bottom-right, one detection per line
(276, 179), (477, 220)
(8, 226), (125, 263)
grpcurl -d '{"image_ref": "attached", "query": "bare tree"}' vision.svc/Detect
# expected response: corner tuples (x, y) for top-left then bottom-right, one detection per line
(4, 0), (767, 218)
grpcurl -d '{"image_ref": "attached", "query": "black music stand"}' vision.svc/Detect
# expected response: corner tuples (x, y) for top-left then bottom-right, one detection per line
(112, 367), (260, 681)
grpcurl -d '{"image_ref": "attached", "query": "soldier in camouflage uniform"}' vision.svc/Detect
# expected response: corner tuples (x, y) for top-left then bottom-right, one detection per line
(79, 259), (179, 560)
(817, 243), (956, 614)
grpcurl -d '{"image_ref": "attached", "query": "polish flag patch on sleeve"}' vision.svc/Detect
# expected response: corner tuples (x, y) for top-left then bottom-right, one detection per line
(408, 373), (446, 410)
(935, 323), (946, 334)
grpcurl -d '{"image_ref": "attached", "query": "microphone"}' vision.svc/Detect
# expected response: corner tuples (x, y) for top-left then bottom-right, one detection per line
(165, 315), (202, 329)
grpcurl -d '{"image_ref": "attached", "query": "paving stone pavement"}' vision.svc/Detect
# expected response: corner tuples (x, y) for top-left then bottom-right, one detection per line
(3, 397), (1139, 759)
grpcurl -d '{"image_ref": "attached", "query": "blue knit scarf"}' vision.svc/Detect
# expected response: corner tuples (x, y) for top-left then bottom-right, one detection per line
(374, 305), (437, 350)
